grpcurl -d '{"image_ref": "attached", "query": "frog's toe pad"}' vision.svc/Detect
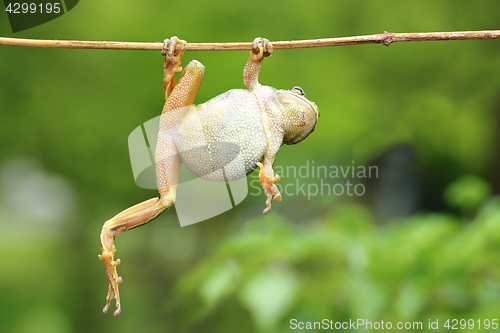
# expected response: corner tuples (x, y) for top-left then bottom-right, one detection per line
(161, 36), (187, 59)
(252, 37), (273, 57)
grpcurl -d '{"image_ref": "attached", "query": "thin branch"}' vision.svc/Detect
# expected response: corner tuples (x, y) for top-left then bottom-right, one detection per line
(0, 30), (499, 51)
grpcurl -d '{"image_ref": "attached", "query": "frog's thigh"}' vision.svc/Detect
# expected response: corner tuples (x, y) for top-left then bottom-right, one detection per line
(155, 135), (181, 199)
(162, 60), (205, 114)
(158, 60), (205, 197)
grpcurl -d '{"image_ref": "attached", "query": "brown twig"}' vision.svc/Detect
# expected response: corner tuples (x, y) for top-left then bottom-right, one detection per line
(0, 30), (499, 51)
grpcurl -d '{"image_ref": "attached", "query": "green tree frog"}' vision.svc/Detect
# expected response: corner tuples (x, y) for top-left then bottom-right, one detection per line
(99, 37), (319, 316)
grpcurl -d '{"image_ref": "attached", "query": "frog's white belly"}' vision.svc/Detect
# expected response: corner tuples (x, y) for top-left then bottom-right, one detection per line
(176, 89), (268, 181)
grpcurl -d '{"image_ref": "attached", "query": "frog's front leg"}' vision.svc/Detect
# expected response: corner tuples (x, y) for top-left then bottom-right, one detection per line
(99, 37), (205, 317)
(162, 36), (186, 99)
(257, 159), (282, 214)
(243, 37), (273, 90)
(244, 38), (282, 213)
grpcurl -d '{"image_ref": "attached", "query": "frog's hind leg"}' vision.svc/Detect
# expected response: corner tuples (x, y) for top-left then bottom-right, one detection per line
(100, 38), (206, 317)
(98, 54), (206, 318)
(99, 195), (174, 317)
(162, 59), (205, 114)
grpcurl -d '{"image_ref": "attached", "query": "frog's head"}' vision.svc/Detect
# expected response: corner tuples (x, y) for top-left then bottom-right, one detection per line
(278, 86), (319, 145)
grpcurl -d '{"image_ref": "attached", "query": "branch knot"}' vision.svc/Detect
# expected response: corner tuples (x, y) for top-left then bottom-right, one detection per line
(382, 31), (394, 47)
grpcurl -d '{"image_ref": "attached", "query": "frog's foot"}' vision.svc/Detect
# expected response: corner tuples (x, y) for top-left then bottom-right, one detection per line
(251, 37), (273, 62)
(98, 226), (123, 317)
(257, 162), (282, 214)
(162, 36), (187, 98)
(162, 36), (187, 60)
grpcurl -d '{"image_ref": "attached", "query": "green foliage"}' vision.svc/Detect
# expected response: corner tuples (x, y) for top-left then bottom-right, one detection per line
(444, 175), (492, 216)
(173, 200), (500, 332)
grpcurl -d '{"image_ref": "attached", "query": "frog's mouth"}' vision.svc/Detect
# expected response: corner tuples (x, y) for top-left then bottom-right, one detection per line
(282, 90), (319, 116)
(298, 96), (320, 119)
(309, 101), (320, 117)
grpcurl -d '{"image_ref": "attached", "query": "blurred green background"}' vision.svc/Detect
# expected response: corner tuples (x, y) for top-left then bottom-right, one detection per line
(1, 0), (500, 332)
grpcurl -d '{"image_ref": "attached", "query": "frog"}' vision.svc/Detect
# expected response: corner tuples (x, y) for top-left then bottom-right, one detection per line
(99, 36), (319, 316)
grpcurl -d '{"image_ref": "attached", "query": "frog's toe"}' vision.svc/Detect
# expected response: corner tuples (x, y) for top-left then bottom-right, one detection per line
(161, 36), (187, 59)
(252, 37), (273, 57)
(262, 184), (281, 214)
(99, 227), (124, 316)
(263, 196), (272, 215)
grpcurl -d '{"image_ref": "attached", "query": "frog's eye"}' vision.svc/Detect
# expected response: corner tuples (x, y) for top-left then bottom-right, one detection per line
(290, 86), (305, 96)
